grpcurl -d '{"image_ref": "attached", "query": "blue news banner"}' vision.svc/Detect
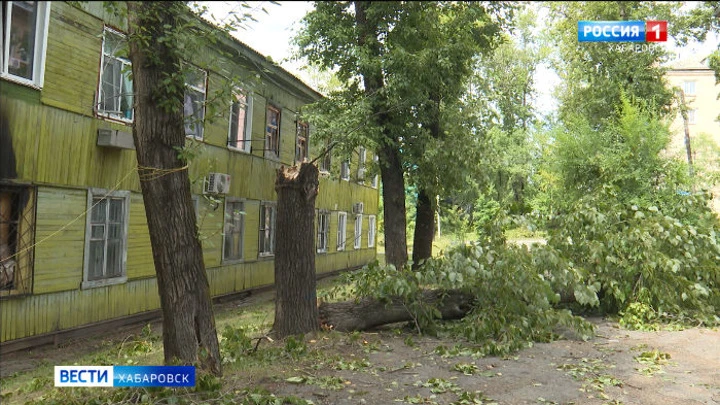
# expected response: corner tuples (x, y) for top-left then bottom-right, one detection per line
(54, 365), (195, 388)
(578, 20), (645, 42)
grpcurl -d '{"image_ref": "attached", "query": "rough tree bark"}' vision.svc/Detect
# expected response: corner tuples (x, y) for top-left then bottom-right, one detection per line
(127, 1), (221, 375)
(355, 1), (408, 269)
(272, 163), (320, 338)
(319, 289), (475, 332)
(412, 92), (441, 270)
(412, 189), (435, 270)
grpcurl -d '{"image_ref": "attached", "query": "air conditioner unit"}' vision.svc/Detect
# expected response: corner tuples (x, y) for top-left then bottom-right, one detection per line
(204, 173), (231, 195)
(352, 202), (364, 214)
(97, 129), (135, 150)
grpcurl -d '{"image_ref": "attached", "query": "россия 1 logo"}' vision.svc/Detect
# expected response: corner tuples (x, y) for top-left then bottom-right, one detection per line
(578, 20), (667, 42)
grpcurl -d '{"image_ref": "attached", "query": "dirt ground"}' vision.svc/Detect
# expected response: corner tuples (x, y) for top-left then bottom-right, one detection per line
(1, 289), (718, 405)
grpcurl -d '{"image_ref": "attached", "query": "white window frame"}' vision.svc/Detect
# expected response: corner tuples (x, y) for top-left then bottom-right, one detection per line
(82, 189), (130, 289)
(683, 81), (696, 97)
(357, 147), (367, 183)
(337, 211), (347, 251)
(688, 108), (697, 125)
(0, 1), (50, 88)
(259, 201), (276, 257)
(296, 120), (310, 164)
(354, 214), (362, 249)
(184, 65), (207, 141)
(317, 210), (329, 253)
(97, 27), (133, 123)
(341, 160), (350, 181)
(228, 89), (253, 153)
(368, 215), (376, 248)
(265, 104), (281, 159)
(222, 198), (245, 263)
(371, 154), (379, 188)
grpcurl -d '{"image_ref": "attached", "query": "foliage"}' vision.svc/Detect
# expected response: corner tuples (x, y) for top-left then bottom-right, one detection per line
(333, 230), (595, 356)
(546, 1), (681, 128)
(539, 186), (720, 326)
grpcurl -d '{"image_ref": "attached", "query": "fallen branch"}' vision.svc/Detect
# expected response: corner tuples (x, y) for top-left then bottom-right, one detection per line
(318, 289), (475, 332)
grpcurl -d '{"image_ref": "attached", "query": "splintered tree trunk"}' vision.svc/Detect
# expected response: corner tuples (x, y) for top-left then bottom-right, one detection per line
(412, 189), (435, 270)
(319, 289), (475, 332)
(127, 2), (221, 375)
(273, 163), (320, 338)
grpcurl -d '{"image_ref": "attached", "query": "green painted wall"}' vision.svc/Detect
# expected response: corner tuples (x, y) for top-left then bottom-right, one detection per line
(0, 3), (379, 344)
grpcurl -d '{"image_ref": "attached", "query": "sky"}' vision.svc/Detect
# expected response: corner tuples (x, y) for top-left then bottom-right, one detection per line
(201, 1), (720, 117)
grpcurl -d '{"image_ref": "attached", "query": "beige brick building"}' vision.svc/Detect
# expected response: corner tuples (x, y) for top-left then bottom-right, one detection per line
(665, 55), (720, 213)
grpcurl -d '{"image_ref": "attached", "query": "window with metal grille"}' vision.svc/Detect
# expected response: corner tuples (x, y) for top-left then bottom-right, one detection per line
(0, 185), (34, 297)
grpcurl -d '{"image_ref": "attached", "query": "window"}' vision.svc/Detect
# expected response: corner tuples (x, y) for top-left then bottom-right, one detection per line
(371, 154), (379, 188)
(368, 215), (376, 248)
(0, 185), (35, 296)
(184, 66), (207, 140)
(228, 90), (253, 152)
(341, 160), (350, 181)
(296, 121), (309, 163)
(688, 109), (697, 125)
(336, 212), (347, 251)
(259, 202), (276, 257)
(223, 199), (244, 262)
(97, 27), (133, 122)
(683, 81), (696, 97)
(1, 1), (50, 87)
(317, 210), (329, 253)
(357, 147), (367, 183)
(265, 105), (281, 158)
(83, 190), (129, 288)
(354, 214), (362, 249)
(319, 139), (331, 173)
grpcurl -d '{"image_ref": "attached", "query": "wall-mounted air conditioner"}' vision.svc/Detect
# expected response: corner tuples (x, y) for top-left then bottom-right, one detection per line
(352, 202), (364, 214)
(97, 129), (135, 150)
(204, 173), (231, 195)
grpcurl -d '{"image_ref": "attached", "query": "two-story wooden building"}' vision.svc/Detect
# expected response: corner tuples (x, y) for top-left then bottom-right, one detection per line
(0, 1), (379, 351)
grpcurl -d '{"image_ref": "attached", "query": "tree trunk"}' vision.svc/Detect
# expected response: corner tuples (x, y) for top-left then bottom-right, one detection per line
(127, 1), (221, 375)
(378, 143), (408, 269)
(412, 91), (440, 270)
(272, 163), (320, 338)
(412, 189), (434, 269)
(319, 289), (474, 332)
(355, 1), (408, 269)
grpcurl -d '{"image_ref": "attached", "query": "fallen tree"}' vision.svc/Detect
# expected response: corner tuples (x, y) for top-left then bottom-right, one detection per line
(318, 289), (475, 332)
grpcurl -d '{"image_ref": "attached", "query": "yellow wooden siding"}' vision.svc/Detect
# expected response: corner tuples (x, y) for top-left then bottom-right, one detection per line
(41, 3), (101, 117)
(126, 194), (154, 279)
(2, 96), (41, 182)
(243, 199), (260, 260)
(198, 196), (223, 269)
(1, 277), (159, 342)
(32, 187), (86, 294)
(1, 3), (379, 345)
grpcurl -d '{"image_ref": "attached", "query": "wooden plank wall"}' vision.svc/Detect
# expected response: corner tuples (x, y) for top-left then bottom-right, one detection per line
(0, 2), (379, 344)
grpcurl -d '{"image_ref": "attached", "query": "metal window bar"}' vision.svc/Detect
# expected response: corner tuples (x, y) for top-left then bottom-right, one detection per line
(0, 186), (34, 296)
